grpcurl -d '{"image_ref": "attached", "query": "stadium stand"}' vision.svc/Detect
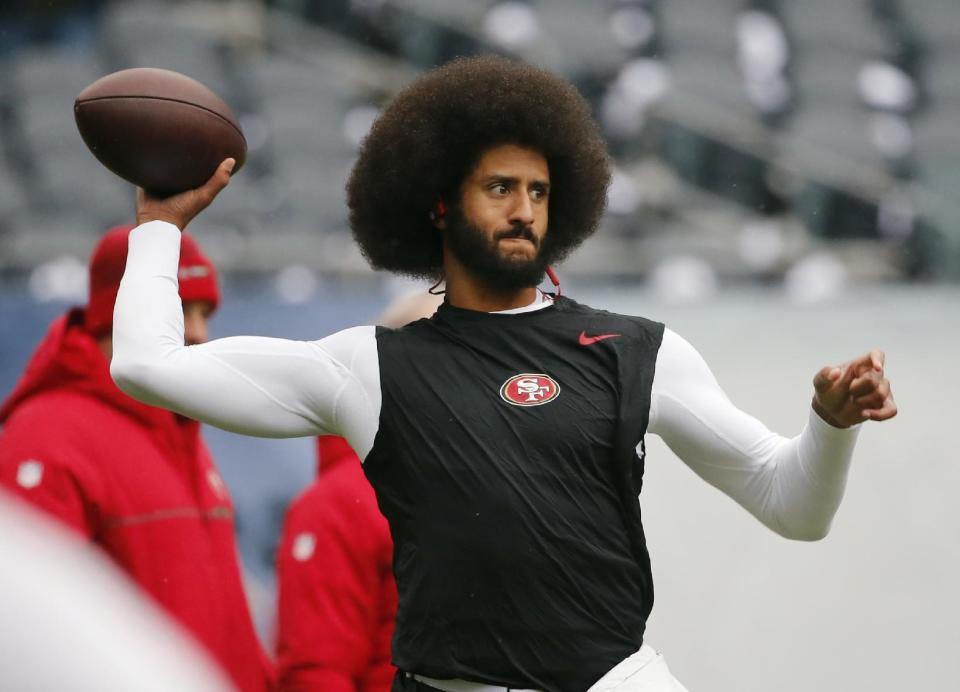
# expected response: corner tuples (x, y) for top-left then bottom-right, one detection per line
(0, 0), (958, 279)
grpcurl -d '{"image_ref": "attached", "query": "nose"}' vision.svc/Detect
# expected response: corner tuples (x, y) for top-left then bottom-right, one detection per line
(509, 191), (536, 226)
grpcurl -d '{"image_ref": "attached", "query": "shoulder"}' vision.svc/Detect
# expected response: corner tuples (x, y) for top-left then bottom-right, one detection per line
(1, 392), (113, 464)
(372, 318), (452, 369)
(315, 325), (377, 363)
(0, 396), (108, 510)
(314, 325), (380, 393)
(655, 328), (714, 379)
(557, 296), (665, 343)
(374, 315), (440, 343)
(0, 390), (169, 488)
(648, 328), (724, 429)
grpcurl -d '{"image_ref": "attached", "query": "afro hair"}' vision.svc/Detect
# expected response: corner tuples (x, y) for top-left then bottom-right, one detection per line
(346, 55), (611, 280)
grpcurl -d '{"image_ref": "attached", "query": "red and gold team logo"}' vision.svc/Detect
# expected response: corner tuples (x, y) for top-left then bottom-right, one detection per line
(500, 373), (561, 407)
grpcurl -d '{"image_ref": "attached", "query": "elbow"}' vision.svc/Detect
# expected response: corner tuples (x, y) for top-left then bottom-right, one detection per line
(773, 518), (832, 542)
(787, 526), (830, 542)
(110, 353), (154, 400)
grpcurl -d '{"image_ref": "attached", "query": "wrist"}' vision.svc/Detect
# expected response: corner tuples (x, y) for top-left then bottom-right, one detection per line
(136, 213), (184, 230)
(811, 397), (849, 429)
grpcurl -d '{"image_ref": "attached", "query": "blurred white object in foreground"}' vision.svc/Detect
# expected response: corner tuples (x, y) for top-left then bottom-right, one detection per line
(0, 491), (235, 692)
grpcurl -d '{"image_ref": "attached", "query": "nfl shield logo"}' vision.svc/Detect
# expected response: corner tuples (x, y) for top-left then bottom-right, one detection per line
(17, 460), (44, 489)
(500, 373), (560, 407)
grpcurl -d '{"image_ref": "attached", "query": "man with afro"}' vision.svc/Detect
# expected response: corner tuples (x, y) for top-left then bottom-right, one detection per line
(112, 56), (896, 692)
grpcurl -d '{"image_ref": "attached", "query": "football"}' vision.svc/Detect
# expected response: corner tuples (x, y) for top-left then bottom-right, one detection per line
(74, 67), (246, 195)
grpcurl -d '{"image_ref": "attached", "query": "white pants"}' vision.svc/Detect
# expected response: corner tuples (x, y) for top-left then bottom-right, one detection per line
(586, 644), (689, 692)
(413, 644), (688, 692)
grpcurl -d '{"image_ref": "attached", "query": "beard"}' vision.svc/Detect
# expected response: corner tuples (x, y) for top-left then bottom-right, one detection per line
(444, 210), (548, 292)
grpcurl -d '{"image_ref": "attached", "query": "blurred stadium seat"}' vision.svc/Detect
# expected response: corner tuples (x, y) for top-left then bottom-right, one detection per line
(2, 0), (958, 279)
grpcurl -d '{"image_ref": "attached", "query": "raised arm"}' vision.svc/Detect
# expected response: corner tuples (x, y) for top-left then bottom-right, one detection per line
(111, 160), (381, 454)
(111, 215), (381, 461)
(648, 329), (895, 541)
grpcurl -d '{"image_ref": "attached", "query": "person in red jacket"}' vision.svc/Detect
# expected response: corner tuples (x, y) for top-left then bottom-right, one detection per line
(276, 291), (442, 692)
(0, 225), (275, 692)
(277, 435), (397, 692)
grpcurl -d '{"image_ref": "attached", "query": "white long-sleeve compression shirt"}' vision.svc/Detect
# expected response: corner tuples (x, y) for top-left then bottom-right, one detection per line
(112, 221), (859, 540)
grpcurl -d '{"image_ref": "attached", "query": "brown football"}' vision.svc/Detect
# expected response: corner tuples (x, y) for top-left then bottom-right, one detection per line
(74, 67), (246, 195)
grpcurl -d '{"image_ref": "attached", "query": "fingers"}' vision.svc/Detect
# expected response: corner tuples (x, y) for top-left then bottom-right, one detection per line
(845, 349), (885, 377)
(863, 391), (898, 421)
(851, 365), (890, 400)
(821, 350), (888, 395)
(813, 366), (842, 394)
(218, 157), (237, 181)
(851, 369), (896, 421)
(813, 350), (896, 426)
(196, 158), (235, 205)
(135, 158), (236, 229)
(853, 389), (887, 410)
(849, 369), (883, 397)
(173, 159), (234, 230)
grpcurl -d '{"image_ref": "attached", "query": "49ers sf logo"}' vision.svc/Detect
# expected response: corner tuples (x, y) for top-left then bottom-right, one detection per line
(499, 373), (560, 407)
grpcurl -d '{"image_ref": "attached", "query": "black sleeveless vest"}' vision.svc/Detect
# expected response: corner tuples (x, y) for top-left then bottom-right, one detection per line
(363, 296), (664, 692)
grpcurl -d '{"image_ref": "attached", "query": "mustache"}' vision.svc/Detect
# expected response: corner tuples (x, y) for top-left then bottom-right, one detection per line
(495, 224), (538, 247)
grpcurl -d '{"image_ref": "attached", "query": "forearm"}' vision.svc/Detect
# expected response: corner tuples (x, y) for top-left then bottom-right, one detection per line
(111, 221), (184, 361)
(650, 329), (860, 540)
(111, 221), (195, 412)
(662, 401), (857, 539)
(778, 409), (860, 537)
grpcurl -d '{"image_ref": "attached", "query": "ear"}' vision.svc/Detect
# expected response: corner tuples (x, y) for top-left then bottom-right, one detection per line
(430, 214), (447, 230)
(429, 198), (448, 230)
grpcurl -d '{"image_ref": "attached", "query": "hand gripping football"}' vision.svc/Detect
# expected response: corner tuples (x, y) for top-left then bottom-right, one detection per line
(74, 67), (246, 196)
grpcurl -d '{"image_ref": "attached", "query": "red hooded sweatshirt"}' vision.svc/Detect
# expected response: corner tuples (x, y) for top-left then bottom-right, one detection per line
(0, 309), (275, 692)
(276, 436), (397, 692)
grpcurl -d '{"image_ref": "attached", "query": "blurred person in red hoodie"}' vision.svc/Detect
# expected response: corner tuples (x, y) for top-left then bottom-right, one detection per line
(276, 291), (442, 692)
(0, 225), (275, 692)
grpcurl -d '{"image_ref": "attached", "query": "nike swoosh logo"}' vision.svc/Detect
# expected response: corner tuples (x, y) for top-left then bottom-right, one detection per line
(579, 331), (622, 346)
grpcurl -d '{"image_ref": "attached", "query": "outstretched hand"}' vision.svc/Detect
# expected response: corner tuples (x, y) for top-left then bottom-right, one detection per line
(812, 350), (897, 428)
(135, 158), (235, 230)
